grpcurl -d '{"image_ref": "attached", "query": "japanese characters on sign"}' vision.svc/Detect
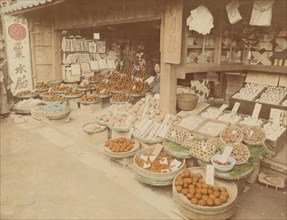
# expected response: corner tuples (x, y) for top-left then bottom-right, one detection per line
(3, 15), (33, 95)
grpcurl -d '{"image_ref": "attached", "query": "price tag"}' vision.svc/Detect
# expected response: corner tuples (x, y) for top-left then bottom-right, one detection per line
(205, 165), (214, 186)
(252, 103), (262, 119)
(93, 33), (100, 40)
(141, 100), (149, 118)
(231, 102), (240, 114)
(270, 108), (283, 126)
(218, 145), (233, 163)
(219, 104), (228, 113)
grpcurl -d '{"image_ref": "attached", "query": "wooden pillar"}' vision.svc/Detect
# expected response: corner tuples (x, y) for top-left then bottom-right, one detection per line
(160, 0), (183, 114)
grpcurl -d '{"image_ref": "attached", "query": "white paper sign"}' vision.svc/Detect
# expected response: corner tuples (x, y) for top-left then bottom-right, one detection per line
(270, 108), (284, 126)
(231, 102), (240, 114)
(219, 104), (229, 113)
(93, 33), (100, 40)
(218, 145), (233, 163)
(252, 103), (262, 119)
(3, 15), (33, 95)
(205, 165), (214, 186)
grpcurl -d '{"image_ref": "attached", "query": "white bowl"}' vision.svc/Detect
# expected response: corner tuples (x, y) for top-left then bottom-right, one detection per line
(211, 154), (236, 172)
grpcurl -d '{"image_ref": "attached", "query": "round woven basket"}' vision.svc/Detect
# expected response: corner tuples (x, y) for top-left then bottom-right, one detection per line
(177, 93), (199, 111)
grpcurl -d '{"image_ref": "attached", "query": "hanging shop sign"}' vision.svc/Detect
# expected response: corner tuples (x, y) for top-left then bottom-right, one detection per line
(2, 15), (33, 95)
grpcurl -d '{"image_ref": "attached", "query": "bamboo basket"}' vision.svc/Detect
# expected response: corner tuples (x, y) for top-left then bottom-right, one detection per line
(173, 167), (238, 220)
(133, 147), (186, 186)
(177, 93), (199, 111)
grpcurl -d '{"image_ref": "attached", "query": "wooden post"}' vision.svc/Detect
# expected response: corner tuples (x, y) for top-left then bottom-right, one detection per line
(160, 0), (183, 114)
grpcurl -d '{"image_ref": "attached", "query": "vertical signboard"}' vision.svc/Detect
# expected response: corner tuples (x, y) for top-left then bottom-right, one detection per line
(2, 15), (33, 95)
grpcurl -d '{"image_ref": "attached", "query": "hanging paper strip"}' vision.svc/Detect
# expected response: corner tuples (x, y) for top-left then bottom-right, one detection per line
(2, 15), (33, 95)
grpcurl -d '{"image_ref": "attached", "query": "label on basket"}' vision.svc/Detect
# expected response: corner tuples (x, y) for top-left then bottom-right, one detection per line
(219, 104), (229, 113)
(252, 103), (262, 119)
(231, 102), (240, 114)
(206, 165), (215, 186)
(269, 108), (283, 126)
(218, 145), (233, 163)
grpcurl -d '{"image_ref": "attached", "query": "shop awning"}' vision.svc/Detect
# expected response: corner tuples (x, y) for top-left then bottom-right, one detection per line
(0, 0), (66, 15)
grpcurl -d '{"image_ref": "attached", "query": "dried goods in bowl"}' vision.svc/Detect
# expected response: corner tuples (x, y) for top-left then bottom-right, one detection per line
(51, 85), (72, 93)
(40, 91), (56, 98)
(230, 143), (250, 165)
(76, 84), (96, 91)
(110, 94), (131, 103)
(79, 95), (101, 104)
(134, 149), (185, 174)
(243, 126), (266, 146)
(206, 138), (226, 151)
(211, 154), (236, 172)
(220, 126), (243, 144)
(35, 83), (50, 92)
(43, 96), (66, 103)
(105, 138), (136, 153)
(88, 75), (104, 83)
(173, 168), (234, 208)
(15, 90), (39, 99)
(62, 90), (83, 98)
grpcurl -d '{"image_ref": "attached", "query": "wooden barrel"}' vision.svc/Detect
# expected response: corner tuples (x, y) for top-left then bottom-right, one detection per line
(133, 147), (186, 186)
(173, 167), (238, 220)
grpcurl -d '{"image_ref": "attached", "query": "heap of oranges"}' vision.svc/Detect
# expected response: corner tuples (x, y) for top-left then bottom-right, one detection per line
(175, 169), (229, 207)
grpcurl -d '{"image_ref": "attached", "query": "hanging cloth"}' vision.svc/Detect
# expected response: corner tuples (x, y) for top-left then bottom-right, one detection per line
(186, 5), (214, 35)
(250, 0), (274, 26)
(226, 0), (242, 24)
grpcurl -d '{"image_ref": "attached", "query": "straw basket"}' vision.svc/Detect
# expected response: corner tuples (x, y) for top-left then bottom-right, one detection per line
(177, 93), (199, 111)
(173, 167), (238, 220)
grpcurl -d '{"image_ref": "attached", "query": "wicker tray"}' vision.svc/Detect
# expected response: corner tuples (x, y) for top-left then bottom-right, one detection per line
(133, 147), (186, 186)
(104, 140), (139, 159)
(15, 93), (39, 99)
(62, 93), (83, 99)
(82, 122), (107, 134)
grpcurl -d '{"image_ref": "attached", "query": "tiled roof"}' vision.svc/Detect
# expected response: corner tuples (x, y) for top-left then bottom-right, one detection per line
(0, 0), (59, 14)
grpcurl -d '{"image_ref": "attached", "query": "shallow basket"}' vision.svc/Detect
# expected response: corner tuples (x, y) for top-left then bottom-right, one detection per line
(172, 167), (238, 220)
(133, 147), (186, 186)
(177, 93), (199, 111)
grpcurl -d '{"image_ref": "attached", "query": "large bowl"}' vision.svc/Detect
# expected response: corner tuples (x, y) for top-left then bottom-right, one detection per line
(211, 154), (236, 172)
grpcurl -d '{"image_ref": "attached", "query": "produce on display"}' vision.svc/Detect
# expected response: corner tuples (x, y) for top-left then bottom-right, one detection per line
(263, 122), (286, 141)
(200, 107), (223, 119)
(256, 86), (287, 105)
(230, 143), (250, 165)
(43, 96), (66, 103)
(40, 91), (56, 98)
(232, 83), (265, 101)
(105, 138), (135, 153)
(79, 95), (101, 104)
(239, 116), (264, 126)
(187, 140), (216, 162)
(15, 90), (39, 98)
(174, 169), (230, 206)
(219, 126), (243, 144)
(242, 126), (266, 146)
(51, 85), (72, 93)
(206, 138), (226, 151)
(76, 83), (96, 91)
(110, 94), (131, 103)
(217, 112), (242, 125)
(35, 82), (50, 92)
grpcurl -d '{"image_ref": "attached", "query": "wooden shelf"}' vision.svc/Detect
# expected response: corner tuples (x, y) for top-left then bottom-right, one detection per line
(178, 63), (287, 78)
(187, 45), (215, 49)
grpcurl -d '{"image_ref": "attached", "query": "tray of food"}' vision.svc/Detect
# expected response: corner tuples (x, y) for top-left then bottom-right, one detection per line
(76, 84), (96, 91)
(42, 96), (66, 104)
(220, 126), (243, 144)
(39, 91), (57, 98)
(88, 75), (104, 84)
(230, 143), (250, 165)
(78, 95), (101, 105)
(110, 94), (131, 104)
(242, 126), (266, 146)
(82, 122), (107, 134)
(34, 82), (50, 92)
(62, 90), (83, 99)
(15, 90), (39, 99)
(51, 85), (72, 94)
(104, 138), (139, 159)
(133, 147), (186, 186)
